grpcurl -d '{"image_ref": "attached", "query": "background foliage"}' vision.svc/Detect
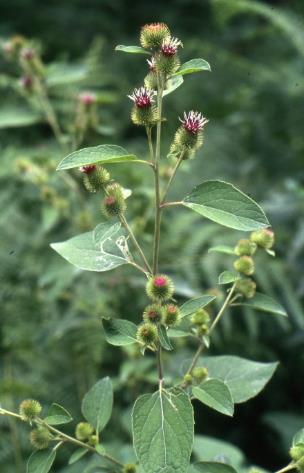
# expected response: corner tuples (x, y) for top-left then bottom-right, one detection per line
(1, 0), (304, 472)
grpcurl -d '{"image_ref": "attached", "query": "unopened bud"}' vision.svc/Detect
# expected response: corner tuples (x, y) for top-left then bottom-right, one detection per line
(190, 309), (210, 326)
(79, 164), (110, 193)
(102, 183), (126, 217)
(192, 367), (208, 383)
(143, 304), (163, 324)
(30, 427), (51, 450)
(123, 464), (137, 473)
(140, 23), (171, 49)
(19, 399), (42, 421)
(78, 91), (97, 106)
(146, 274), (174, 302)
(235, 278), (256, 299)
(251, 228), (275, 250)
(183, 373), (193, 385)
(162, 304), (180, 326)
(75, 422), (94, 441)
(234, 239), (257, 256)
(136, 323), (158, 345)
(88, 434), (99, 447)
(233, 256), (255, 276)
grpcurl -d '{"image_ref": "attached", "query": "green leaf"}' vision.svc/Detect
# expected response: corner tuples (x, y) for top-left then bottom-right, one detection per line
(293, 429), (304, 446)
(132, 388), (194, 473)
(192, 379), (234, 416)
(51, 223), (128, 272)
(235, 292), (287, 317)
(56, 144), (140, 170)
(115, 45), (150, 55)
(0, 106), (43, 129)
(102, 318), (138, 346)
(183, 180), (269, 231)
(163, 75), (184, 96)
(44, 403), (72, 425)
(193, 435), (245, 468)
(218, 271), (240, 285)
(208, 246), (235, 255)
(180, 295), (216, 319)
(193, 461), (237, 473)
(158, 325), (174, 351)
(68, 448), (89, 465)
(198, 356), (278, 403)
(173, 58), (211, 76)
(27, 450), (56, 473)
(82, 377), (113, 433)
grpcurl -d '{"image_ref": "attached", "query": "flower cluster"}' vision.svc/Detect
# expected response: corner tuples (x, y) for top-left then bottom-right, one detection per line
(128, 87), (158, 126)
(170, 110), (209, 159)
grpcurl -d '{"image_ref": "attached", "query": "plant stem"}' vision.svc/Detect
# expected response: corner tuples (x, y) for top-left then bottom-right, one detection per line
(157, 343), (164, 389)
(274, 464), (296, 473)
(160, 201), (183, 208)
(119, 214), (152, 274)
(161, 150), (185, 204)
(185, 342), (205, 378)
(152, 74), (164, 275)
(209, 282), (237, 334)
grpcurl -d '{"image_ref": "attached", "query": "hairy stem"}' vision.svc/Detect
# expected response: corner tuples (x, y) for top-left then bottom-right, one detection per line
(152, 74), (164, 275)
(161, 150), (185, 204)
(209, 282), (237, 334)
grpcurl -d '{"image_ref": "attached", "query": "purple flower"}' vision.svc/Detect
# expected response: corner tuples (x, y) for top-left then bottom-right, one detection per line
(180, 111), (209, 134)
(128, 87), (155, 108)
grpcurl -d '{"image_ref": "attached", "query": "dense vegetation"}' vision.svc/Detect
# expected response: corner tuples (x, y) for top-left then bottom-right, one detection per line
(0, 1), (304, 472)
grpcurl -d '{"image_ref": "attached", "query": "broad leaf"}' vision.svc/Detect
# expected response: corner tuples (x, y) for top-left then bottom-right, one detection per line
(44, 403), (72, 425)
(0, 106), (43, 129)
(115, 45), (150, 55)
(82, 377), (113, 432)
(102, 318), (138, 346)
(158, 325), (174, 351)
(235, 292), (287, 317)
(132, 388), (194, 473)
(218, 271), (240, 285)
(208, 246), (235, 255)
(173, 58), (211, 76)
(27, 450), (56, 473)
(180, 295), (216, 319)
(68, 448), (89, 465)
(57, 144), (140, 170)
(293, 429), (304, 446)
(197, 356), (278, 403)
(193, 435), (245, 468)
(163, 75), (184, 96)
(51, 223), (128, 272)
(183, 180), (269, 231)
(192, 379), (234, 416)
(193, 461), (237, 473)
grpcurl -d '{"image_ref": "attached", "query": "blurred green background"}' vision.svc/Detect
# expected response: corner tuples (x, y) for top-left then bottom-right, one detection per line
(1, 0), (304, 472)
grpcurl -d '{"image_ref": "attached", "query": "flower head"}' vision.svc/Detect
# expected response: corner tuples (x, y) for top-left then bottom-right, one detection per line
(146, 274), (174, 302)
(180, 111), (209, 134)
(161, 37), (182, 57)
(140, 23), (171, 49)
(78, 91), (96, 106)
(128, 87), (155, 108)
(147, 57), (156, 72)
(79, 164), (96, 174)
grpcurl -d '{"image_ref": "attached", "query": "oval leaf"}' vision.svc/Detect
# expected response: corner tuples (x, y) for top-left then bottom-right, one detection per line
(82, 377), (113, 433)
(132, 388), (194, 473)
(158, 325), (174, 351)
(115, 45), (150, 55)
(163, 75), (184, 96)
(51, 225), (127, 272)
(197, 356), (278, 403)
(193, 461), (237, 473)
(235, 292), (287, 317)
(218, 271), (240, 285)
(193, 435), (245, 468)
(57, 144), (140, 170)
(102, 318), (138, 346)
(180, 295), (216, 319)
(68, 448), (89, 465)
(0, 106), (43, 129)
(193, 379), (234, 416)
(173, 58), (211, 76)
(208, 245), (235, 255)
(44, 403), (72, 425)
(183, 180), (269, 231)
(293, 429), (304, 446)
(27, 450), (56, 473)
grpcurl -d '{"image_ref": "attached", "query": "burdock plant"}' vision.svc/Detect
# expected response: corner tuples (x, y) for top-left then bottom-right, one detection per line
(1, 23), (302, 473)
